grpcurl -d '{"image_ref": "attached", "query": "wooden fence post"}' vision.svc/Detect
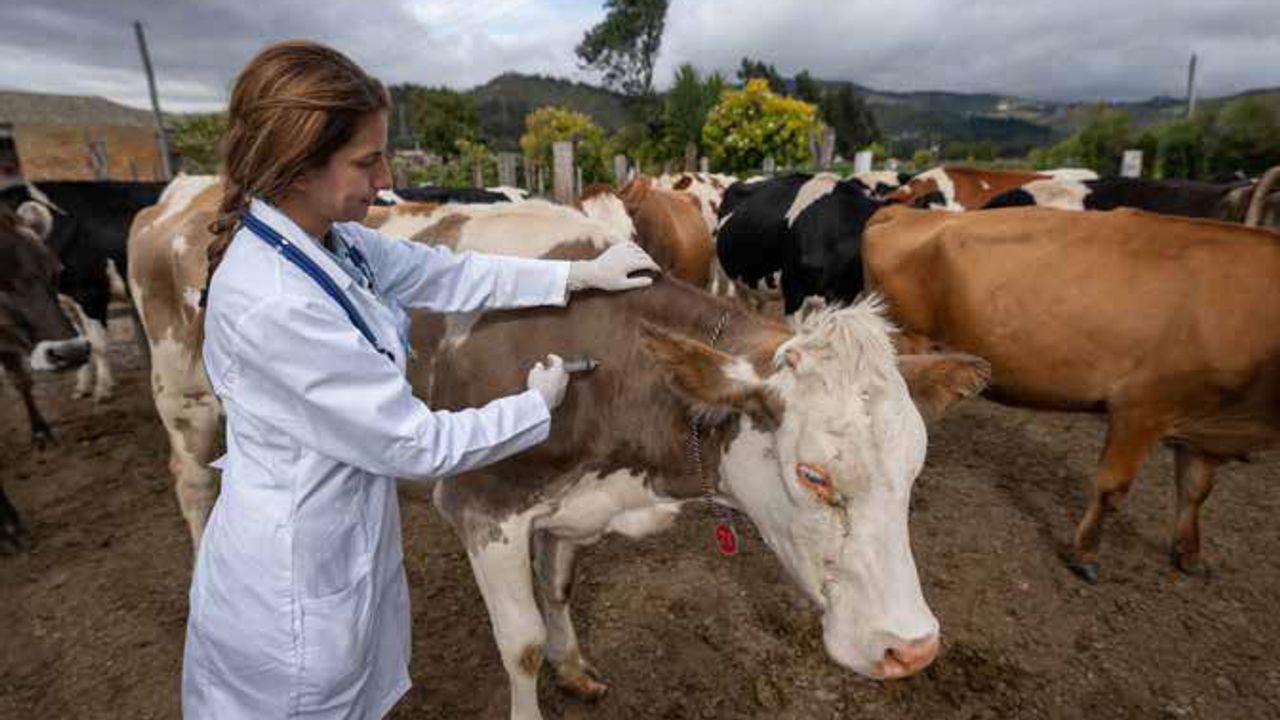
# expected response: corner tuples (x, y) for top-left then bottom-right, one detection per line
(553, 141), (575, 204)
(497, 153), (518, 188)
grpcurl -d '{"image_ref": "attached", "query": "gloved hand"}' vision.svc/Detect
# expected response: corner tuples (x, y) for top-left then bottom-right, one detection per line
(526, 354), (569, 410)
(567, 242), (661, 292)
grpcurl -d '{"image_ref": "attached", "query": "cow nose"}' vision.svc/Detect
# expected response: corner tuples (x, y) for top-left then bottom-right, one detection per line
(876, 634), (939, 679)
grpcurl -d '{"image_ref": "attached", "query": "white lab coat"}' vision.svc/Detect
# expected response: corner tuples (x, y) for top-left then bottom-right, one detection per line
(182, 198), (570, 719)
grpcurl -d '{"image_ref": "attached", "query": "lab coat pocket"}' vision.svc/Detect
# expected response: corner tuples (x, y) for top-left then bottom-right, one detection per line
(298, 565), (375, 705)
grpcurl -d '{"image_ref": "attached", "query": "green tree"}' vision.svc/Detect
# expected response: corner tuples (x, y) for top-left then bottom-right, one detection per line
(1207, 96), (1280, 177)
(1155, 119), (1208, 179)
(820, 85), (880, 157)
(1075, 106), (1132, 175)
(664, 64), (724, 168)
(519, 106), (609, 182)
(576, 0), (669, 99)
(701, 79), (820, 173)
(736, 58), (787, 95)
(792, 70), (822, 104)
(171, 112), (226, 173)
(396, 86), (481, 158)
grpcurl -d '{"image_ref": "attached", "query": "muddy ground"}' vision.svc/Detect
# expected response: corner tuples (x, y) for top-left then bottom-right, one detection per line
(2, 318), (1278, 719)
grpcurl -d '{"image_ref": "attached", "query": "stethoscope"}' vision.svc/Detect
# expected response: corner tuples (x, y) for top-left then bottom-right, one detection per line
(240, 211), (396, 364)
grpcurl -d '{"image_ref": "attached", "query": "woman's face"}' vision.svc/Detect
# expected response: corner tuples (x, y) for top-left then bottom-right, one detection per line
(296, 109), (392, 225)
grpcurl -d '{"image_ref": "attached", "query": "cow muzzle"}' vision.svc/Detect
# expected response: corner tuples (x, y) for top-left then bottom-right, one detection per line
(30, 337), (91, 372)
(874, 634), (940, 679)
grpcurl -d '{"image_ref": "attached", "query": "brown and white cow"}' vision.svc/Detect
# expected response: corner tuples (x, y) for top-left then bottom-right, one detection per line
(654, 171), (736, 234)
(864, 203), (1280, 581)
(884, 166), (1060, 211)
(131, 175), (990, 718)
(128, 176), (633, 549)
(579, 177), (716, 287)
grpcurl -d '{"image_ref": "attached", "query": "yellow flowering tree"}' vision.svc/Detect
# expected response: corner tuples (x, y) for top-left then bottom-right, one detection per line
(519, 106), (609, 182)
(701, 79), (820, 173)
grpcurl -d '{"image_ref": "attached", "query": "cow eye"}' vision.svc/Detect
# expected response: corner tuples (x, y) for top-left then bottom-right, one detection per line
(796, 463), (840, 506)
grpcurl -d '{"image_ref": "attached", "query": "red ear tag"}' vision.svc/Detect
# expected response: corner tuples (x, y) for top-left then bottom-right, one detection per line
(715, 521), (739, 555)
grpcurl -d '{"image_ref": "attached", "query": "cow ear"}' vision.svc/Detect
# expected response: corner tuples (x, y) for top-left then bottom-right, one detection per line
(638, 321), (780, 427)
(897, 352), (991, 421)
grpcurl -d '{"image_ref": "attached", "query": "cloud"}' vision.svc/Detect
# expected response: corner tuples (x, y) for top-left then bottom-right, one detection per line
(0, 0), (1275, 112)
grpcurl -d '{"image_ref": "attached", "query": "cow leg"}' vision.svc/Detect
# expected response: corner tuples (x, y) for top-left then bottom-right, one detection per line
(148, 337), (221, 551)
(1, 352), (54, 448)
(467, 513), (548, 720)
(1171, 444), (1219, 574)
(532, 532), (608, 699)
(1070, 413), (1167, 582)
(0, 483), (30, 554)
(72, 316), (113, 401)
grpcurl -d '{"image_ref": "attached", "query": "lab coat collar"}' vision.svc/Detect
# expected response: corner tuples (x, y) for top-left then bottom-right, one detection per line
(248, 198), (356, 291)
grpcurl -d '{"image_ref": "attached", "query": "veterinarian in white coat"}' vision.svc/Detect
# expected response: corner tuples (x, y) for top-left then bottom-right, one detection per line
(181, 41), (658, 719)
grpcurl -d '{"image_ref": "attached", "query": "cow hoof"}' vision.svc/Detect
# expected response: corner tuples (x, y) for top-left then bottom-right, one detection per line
(557, 664), (609, 700)
(1171, 549), (1211, 579)
(72, 388), (90, 400)
(31, 429), (56, 451)
(1067, 560), (1100, 584)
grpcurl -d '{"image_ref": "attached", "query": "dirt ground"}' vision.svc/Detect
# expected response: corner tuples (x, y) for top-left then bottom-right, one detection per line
(2, 318), (1279, 720)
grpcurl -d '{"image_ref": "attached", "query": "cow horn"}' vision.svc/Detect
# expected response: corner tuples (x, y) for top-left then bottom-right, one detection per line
(1245, 165), (1280, 227)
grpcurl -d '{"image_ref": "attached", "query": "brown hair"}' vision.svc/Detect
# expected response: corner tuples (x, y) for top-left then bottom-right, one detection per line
(195, 40), (388, 350)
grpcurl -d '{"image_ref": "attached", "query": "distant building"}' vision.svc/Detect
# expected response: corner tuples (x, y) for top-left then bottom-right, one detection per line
(0, 90), (171, 185)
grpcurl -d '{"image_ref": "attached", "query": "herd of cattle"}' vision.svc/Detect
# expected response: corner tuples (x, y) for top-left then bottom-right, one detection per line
(2, 160), (1278, 717)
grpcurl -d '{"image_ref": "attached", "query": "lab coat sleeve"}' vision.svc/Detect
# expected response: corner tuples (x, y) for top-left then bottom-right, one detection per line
(225, 291), (552, 480)
(345, 223), (570, 312)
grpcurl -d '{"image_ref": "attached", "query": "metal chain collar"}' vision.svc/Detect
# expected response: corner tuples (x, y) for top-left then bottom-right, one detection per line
(687, 310), (740, 553)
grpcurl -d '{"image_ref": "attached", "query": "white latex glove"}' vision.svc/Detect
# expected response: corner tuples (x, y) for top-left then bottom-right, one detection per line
(526, 354), (569, 410)
(567, 242), (661, 292)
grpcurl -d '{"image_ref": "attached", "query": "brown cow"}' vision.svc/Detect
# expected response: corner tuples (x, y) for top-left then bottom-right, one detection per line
(129, 176), (634, 548)
(1, 206), (91, 446)
(864, 203), (1280, 581)
(579, 177), (716, 287)
(884, 166), (1054, 210)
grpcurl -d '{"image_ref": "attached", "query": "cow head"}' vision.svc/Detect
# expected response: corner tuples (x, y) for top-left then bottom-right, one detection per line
(640, 297), (986, 680)
(0, 210), (89, 371)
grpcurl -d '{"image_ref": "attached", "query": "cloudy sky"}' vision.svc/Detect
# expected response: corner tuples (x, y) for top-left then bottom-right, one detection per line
(2, 0), (1276, 112)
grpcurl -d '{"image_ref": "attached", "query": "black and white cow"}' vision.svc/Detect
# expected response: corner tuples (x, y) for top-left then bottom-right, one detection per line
(0, 180), (166, 400)
(376, 185), (528, 206)
(716, 173), (882, 313)
(986, 168), (1280, 227)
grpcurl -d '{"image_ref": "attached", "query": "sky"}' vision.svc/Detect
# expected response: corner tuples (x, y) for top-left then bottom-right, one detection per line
(1, 0), (1276, 112)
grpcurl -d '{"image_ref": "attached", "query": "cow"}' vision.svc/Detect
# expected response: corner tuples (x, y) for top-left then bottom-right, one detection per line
(579, 177), (715, 287)
(1, 204), (94, 441)
(1, 205), (92, 551)
(130, 176), (991, 718)
(863, 202), (1280, 582)
(654, 171), (736, 234)
(716, 173), (882, 313)
(883, 166), (1060, 211)
(376, 184), (526, 205)
(987, 165), (1280, 228)
(0, 180), (166, 400)
(848, 170), (910, 198)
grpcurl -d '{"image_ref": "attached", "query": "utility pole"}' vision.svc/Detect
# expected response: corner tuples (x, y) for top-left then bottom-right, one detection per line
(134, 21), (173, 180)
(1185, 52), (1198, 119)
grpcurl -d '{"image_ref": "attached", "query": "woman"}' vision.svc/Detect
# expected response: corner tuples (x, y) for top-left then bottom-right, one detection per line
(182, 40), (658, 718)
